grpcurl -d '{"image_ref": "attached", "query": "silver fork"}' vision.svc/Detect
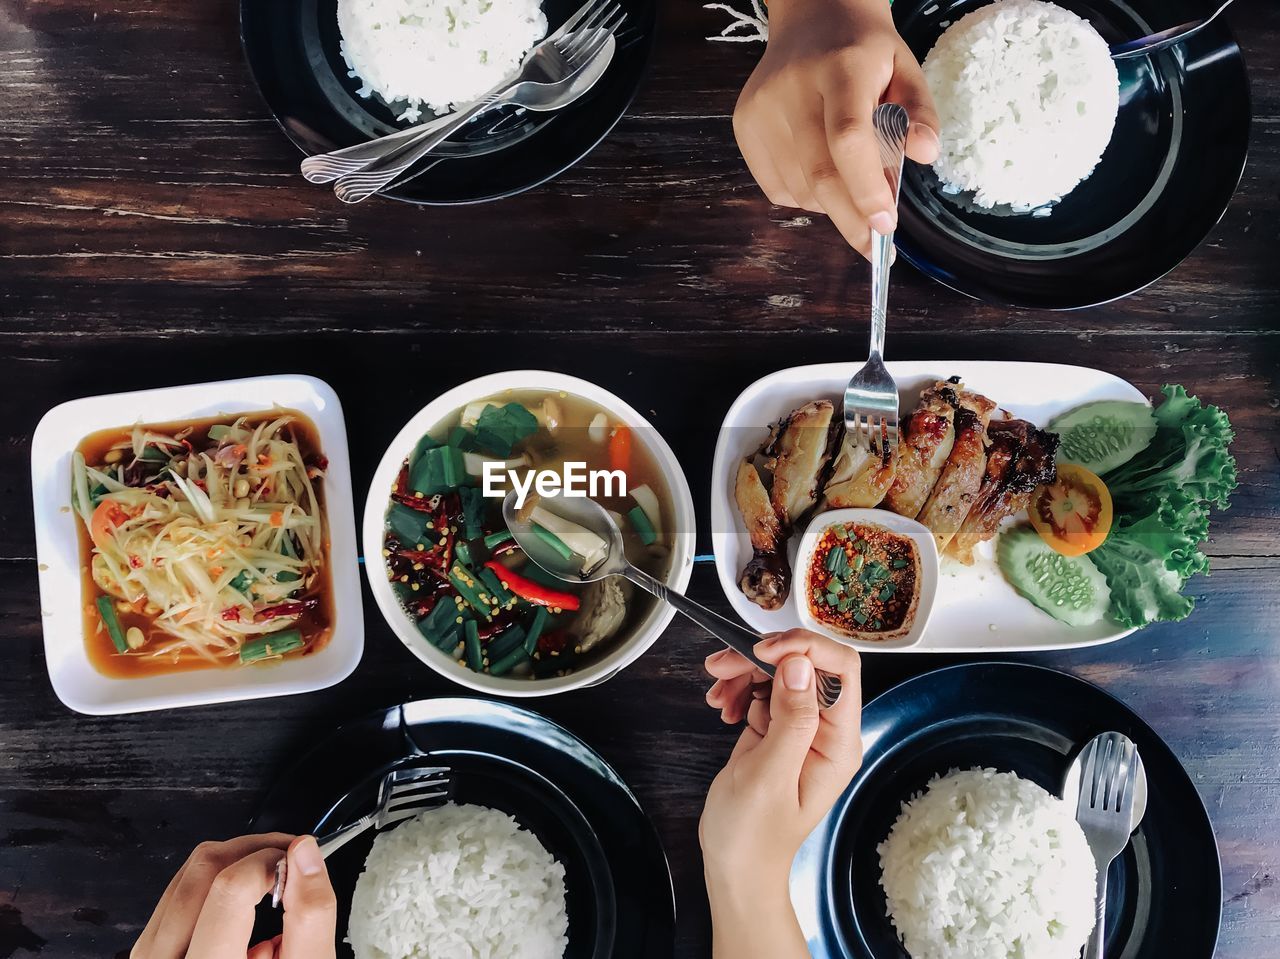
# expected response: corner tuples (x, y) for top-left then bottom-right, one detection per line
(843, 103), (909, 456)
(1075, 732), (1139, 959)
(270, 764), (451, 907)
(331, 8), (623, 202)
(301, 0), (619, 184)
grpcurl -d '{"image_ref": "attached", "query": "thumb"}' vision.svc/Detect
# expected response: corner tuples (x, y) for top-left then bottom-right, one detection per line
(888, 51), (941, 165)
(754, 655), (821, 783)
(280, 836), (338, 959)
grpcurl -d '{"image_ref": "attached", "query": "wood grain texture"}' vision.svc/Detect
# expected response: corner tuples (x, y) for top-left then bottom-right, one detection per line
(1, 0), (1279, 955)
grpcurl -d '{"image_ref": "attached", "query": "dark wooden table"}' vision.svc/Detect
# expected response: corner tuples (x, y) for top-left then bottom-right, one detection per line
(2, 0), (1278, 956)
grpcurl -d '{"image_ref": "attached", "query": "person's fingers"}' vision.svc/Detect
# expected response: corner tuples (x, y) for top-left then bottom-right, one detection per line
(754, 631), (864, 797)
(749, 655), (822, 788)
(705, 648), (769, 684)
(136, 834), (294, 959)
(706, 677), (726, 706)
(756, 106), (821, 213)
(185, 848), (286, 959)
(734, 112), (800, 208)
(746, 696), (772, 738)
(753, 630), (862, 688)
(728, 723), (764, 764)
(754, 631), (862, 733)
(821, 70), (897, 233)
(887, 49), (941, 165)
(247, 935), (282, 959)
(280, 836), (338, 959)
(718, 672), (758, 724)
(788, 99), (875, 256)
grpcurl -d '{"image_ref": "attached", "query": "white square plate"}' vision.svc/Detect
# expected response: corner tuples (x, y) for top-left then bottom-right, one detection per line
(711, 361), (1145, 653)
(31, 374), (364, 714)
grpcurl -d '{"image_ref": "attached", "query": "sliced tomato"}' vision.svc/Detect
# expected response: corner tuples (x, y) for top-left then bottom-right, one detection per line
(1029, 463), (1113, 557)
(89, 500), (130, 553)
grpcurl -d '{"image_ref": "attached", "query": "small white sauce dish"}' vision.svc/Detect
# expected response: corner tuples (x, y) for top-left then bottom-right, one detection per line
(30, 374), (364, 715)
(793, 508), (939, 652)
(362, 370), (696, 697)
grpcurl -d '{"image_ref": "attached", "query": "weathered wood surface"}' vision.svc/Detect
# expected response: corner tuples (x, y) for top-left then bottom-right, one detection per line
(1, 0), (1278, 956)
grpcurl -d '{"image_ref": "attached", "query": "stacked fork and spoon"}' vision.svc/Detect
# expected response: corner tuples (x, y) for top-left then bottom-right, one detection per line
(843, 102), (910, 457)
(304, 0), (625, 203)
(271, 763), (452, 907)
(1070, 731), (1149, 959)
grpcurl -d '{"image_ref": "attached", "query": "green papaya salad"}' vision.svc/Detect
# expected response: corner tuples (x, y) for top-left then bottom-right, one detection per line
(998, 385), (1237, 630)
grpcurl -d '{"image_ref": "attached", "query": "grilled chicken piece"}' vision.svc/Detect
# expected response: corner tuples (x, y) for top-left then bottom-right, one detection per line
(766, 400), (835, 529)
(917, 383), (999, 551)
(734, 460), (790, 610)
(823, 430), (895, 509)
(882, 385), (959, 518)
(946, 418), (1061, 564)
(732, 400), (836, 610)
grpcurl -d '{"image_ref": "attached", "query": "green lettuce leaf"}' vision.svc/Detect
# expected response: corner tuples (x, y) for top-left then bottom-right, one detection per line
(1090, 491), (1212, 629)
(1088, 385), (1236, 629)
(1104, 384), (1238, 512)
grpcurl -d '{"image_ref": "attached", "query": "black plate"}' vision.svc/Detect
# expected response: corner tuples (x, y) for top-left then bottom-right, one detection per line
(240, 0), (656, 204)
(251, 698), (675, 959)
(892, 0), (1251, 309)
(792, 663), (1221, 959)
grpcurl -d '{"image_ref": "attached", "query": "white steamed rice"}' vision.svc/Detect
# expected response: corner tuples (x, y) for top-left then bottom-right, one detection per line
(347, 803), (569, 959)
(922, 0), (1120, 209)
(337, 0), (548, 122)
(877, 768), (1097, 959)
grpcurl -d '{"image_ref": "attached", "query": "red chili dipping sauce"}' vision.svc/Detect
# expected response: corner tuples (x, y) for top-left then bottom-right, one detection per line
(806, 522), (918, 638)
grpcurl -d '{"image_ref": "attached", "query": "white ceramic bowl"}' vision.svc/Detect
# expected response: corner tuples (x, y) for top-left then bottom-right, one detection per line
(30, 374), (364, 715)
(793, 508), (939, 652)
(362, 371), (696, 696)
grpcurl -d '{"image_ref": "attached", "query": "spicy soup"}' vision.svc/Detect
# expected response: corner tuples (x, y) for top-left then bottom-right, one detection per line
(383, 389), (675, 680)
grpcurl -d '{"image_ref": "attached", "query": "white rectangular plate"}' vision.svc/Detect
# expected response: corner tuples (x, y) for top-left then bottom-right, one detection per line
(710, 361), (1144, 653)
(31, 374), (363, 714)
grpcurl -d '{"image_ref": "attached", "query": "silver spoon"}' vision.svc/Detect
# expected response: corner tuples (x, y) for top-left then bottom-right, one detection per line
(1064, 732), (1149, 959)
(1110, 0), (1237, 60)
(502, 490), (842, 709)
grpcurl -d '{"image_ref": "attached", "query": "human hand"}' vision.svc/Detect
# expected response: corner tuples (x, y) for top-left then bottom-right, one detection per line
(132, 833), (337, 959)
(733, 0), (939, 258)
(699, 630), (863, 889)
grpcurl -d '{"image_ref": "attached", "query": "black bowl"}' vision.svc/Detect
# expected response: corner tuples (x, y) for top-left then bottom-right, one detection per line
(892, 0), (1251, 309)
(792, 663), (1221, 959)
(251, 698), (675, 959)
(240, 0), (657, 204)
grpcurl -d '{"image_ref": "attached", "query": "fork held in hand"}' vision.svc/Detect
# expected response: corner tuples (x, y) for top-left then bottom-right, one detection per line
(270, 764), (451, 908)
(844, 103), (909, 457)
(1075, 732), (1140, 959)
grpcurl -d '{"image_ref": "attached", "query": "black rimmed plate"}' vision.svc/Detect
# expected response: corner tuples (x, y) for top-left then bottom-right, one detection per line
(240, 0), (656, 204)
(251, 698), (674, 959)
(892, 0), (1250, 309)
(791, 663), (1221, 959)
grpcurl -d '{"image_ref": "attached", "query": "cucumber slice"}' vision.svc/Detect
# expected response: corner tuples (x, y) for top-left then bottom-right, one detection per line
(997, 527), (1111, 627)
(1049, 400), (1157, 476)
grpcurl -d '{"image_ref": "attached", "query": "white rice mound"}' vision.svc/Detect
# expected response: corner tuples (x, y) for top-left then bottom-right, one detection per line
(347, 803), (569, 959)
(877, 768), (1097, 959)
(922, 0), (1120, 209)
(337, 0), (548, 122)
